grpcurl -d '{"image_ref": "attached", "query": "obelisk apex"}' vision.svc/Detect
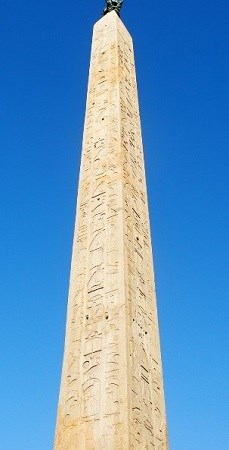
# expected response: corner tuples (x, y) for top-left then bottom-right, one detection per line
(55, 10), (168, 449)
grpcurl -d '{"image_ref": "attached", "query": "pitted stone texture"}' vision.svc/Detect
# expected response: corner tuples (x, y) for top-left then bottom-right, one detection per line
(55, 11), (168, 449)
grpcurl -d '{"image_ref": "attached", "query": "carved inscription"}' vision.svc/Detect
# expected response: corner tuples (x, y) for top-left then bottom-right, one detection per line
(118, 21), (168, 449)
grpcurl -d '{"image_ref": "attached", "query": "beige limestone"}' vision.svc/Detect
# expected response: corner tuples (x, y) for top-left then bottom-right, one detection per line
(54, 11), (168, 449)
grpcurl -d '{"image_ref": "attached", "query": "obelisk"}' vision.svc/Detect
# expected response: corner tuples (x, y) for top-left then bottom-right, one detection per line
(55, 5), (168, 449)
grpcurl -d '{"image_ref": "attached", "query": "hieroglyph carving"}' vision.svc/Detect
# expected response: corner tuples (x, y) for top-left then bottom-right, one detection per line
(55, 11), (168, 449)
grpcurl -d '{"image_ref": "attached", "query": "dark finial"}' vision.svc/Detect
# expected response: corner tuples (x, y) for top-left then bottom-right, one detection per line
(102, 0), (124, 17)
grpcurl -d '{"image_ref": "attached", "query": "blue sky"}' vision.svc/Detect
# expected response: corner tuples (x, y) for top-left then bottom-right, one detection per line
(0, 0), (229, 449)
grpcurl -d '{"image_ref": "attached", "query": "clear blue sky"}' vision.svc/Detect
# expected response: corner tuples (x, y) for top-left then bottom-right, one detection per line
(0, 0), (228, 449)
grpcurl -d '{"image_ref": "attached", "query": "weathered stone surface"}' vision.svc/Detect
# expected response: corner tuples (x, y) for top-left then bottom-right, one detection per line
(55, 11), (168, 449)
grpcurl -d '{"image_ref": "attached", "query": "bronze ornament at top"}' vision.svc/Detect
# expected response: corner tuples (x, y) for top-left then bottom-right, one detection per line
(103, 0), (124, 17)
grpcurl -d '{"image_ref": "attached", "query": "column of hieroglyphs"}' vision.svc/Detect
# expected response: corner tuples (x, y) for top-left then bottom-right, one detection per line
(55, 11), (168, 450)
(117, 17), (168, 449)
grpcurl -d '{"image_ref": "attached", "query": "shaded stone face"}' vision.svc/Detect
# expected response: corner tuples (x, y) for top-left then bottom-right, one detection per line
(54, 11), (168, 449)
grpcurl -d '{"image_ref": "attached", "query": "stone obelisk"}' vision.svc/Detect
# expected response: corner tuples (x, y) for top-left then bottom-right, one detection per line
(55, 8), (168, 450)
